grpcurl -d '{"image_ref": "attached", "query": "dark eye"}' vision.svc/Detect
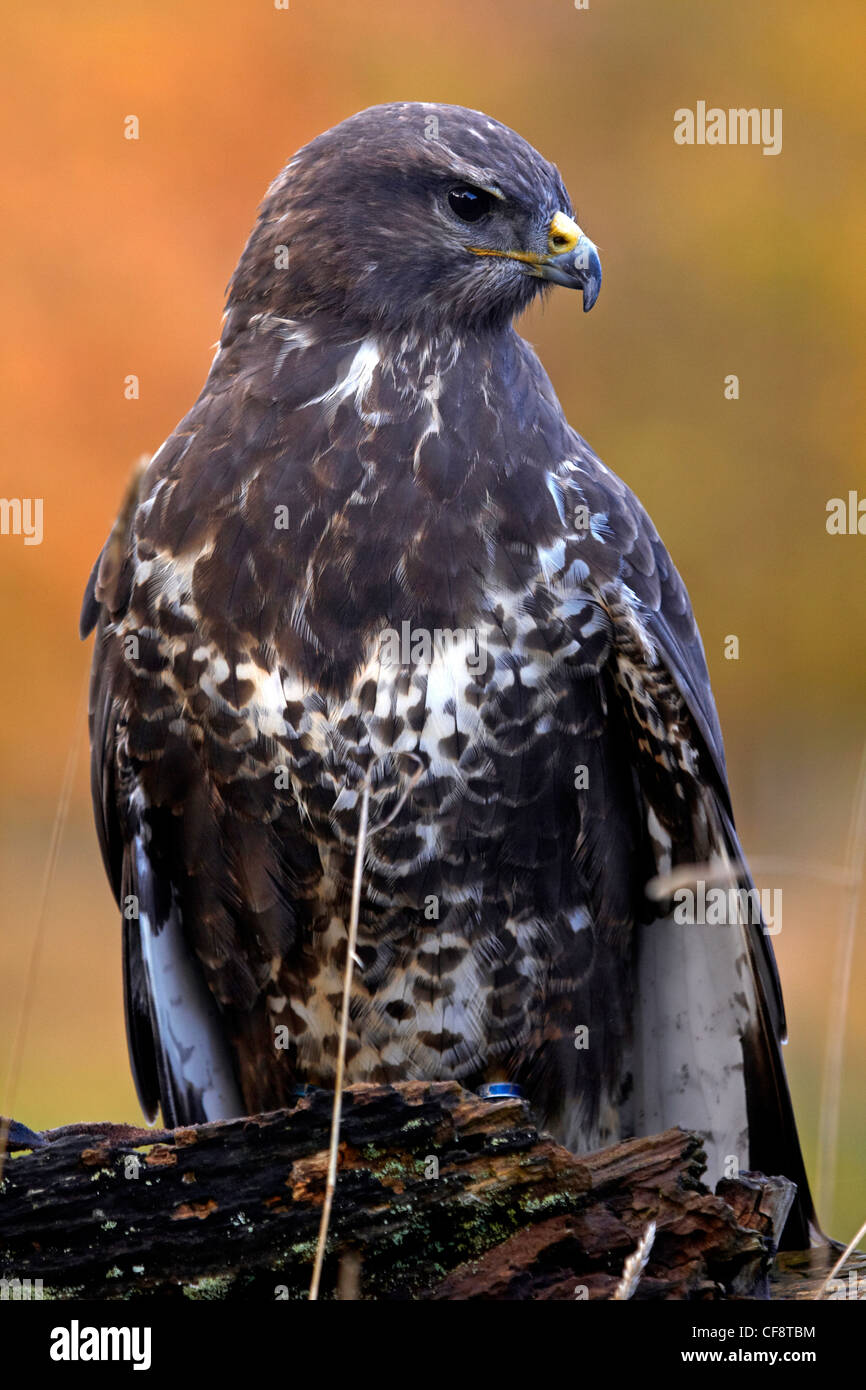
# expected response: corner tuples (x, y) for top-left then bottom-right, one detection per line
(447, 184), (495, 223)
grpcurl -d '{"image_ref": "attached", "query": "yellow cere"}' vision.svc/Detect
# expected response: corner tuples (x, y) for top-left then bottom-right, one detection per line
(547, 211), (582, 255)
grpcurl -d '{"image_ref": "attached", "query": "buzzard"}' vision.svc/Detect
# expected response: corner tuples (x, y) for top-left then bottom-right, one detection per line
(82, 102), (815, 1246)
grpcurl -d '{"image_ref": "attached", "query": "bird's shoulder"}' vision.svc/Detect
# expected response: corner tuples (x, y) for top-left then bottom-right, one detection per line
(537, 410), (728, 801)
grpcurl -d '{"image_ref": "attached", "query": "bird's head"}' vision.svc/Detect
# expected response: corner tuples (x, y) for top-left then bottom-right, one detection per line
(226, 102), (601, 339)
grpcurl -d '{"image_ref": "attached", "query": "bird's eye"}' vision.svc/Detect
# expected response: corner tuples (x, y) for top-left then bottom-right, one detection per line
(447, 184), (495, 223)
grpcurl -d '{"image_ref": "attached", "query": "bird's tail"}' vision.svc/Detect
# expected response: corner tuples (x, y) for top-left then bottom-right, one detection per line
(123, 832), (243, 1127)
(635, 827), (820, 1251)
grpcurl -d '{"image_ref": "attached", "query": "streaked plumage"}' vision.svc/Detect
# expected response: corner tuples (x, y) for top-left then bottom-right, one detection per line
(82, 102), (815, 1247)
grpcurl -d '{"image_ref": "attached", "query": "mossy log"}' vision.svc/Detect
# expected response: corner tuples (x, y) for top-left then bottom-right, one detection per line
(0, 1081), (827, 1300)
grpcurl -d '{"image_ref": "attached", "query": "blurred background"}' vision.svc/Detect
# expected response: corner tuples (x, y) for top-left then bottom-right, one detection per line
(1, 0), (863, 1240)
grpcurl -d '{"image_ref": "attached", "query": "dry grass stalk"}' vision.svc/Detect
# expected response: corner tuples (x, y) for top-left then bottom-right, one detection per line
(309, 781), (371, 1301)
(610, 1221), (656, 1300)
(0, 665), (88, 1184)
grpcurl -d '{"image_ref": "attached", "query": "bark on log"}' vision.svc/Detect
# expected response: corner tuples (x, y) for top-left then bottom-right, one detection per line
(0, 1082), (823, 1301)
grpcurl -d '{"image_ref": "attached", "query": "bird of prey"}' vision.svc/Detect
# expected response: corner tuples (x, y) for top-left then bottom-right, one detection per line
(82, 102), (815, 1247)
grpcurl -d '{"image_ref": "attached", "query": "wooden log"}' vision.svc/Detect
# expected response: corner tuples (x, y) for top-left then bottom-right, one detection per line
(0, 1082), (809, 1300)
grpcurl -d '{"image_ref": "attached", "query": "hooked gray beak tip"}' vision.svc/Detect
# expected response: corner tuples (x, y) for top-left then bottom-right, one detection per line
(581, 247), (602, 312)
(538, 236), (602, 311)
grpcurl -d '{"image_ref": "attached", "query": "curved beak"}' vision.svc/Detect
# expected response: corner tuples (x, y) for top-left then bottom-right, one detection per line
(536, 213), (602, 312)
